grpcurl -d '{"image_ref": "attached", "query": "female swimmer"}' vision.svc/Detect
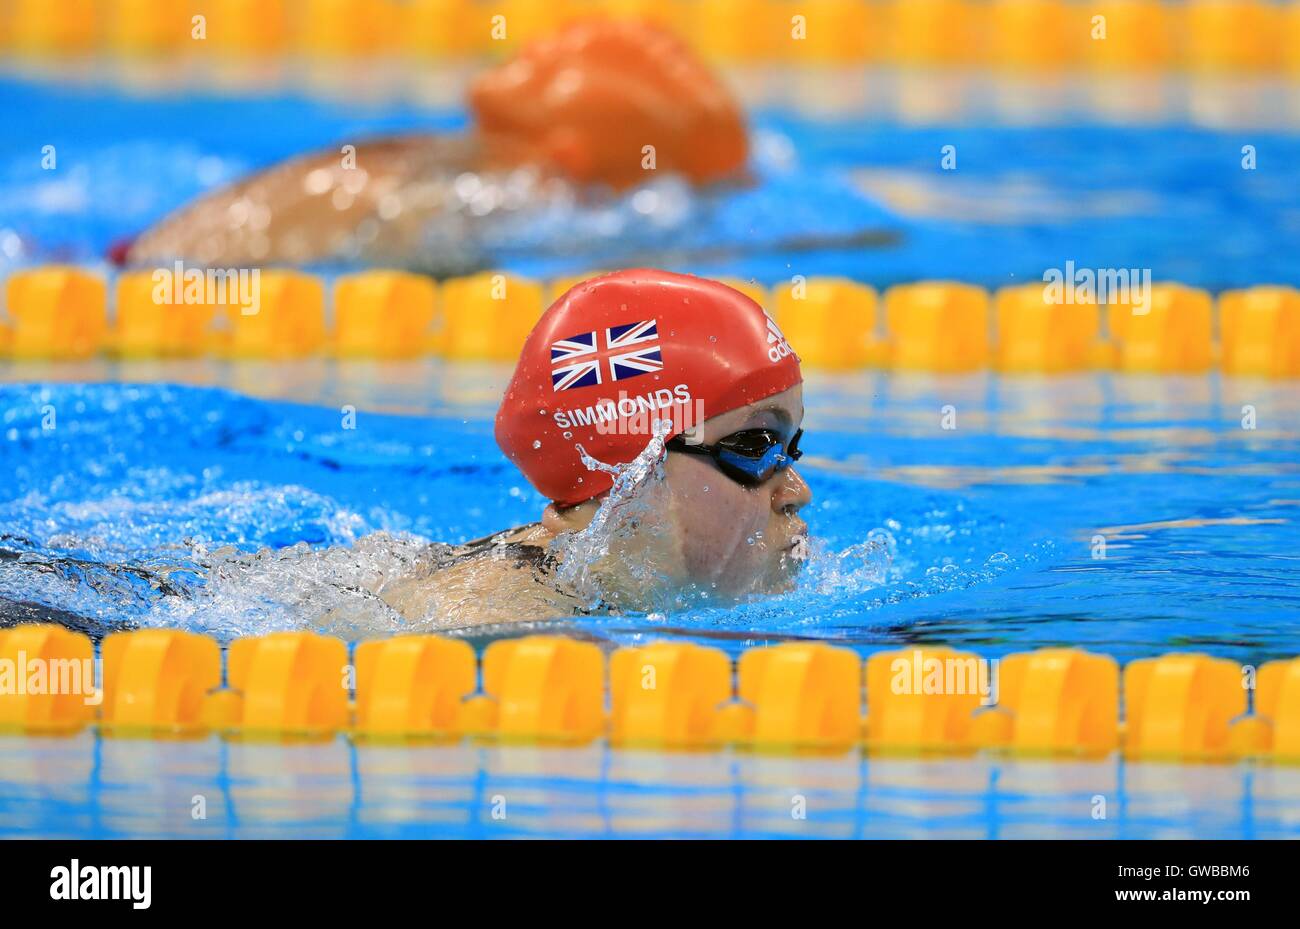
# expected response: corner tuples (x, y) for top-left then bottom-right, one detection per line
(372, 267), (811, 626)
(0, 269), (809, 631)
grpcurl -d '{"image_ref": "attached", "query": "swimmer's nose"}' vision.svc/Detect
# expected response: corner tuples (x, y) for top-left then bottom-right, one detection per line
(771, 465), (811, 515)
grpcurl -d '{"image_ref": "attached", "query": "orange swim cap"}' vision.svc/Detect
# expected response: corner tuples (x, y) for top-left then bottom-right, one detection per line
(469, 19), (748, 189)
(495, 270), (801, 505)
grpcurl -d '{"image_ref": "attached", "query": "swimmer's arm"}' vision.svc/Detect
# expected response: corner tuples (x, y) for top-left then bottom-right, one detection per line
(125, 135), (481, 268)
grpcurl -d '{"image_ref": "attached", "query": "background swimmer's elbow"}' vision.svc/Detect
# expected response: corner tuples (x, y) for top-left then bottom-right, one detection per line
(124, 135), (485, 269)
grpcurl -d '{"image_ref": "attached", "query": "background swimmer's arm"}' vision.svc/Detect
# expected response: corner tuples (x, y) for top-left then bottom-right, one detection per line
(125, 135), (487, 268)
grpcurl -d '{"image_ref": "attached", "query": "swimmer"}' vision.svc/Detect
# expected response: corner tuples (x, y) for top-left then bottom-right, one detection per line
(0, 269), (809, 634)
(373, 268), (811, 626)
(119, 19), (748, 272)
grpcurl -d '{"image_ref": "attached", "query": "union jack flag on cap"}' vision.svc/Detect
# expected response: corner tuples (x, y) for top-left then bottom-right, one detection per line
(496, 270), (803, 505)
(550, 319), (662, 392)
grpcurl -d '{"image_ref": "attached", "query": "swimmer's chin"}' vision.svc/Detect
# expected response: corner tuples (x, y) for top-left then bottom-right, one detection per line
(758, 533), (812, 595)
(600, 569), (802, 613)
(710, 537), (813, 601)
(768, 558), (805, 595)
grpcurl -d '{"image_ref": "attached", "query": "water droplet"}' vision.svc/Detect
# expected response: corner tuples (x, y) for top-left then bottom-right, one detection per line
(563, 431), (573, 439)
(532, 440), (541, 449)
(709, 335), (717, 342)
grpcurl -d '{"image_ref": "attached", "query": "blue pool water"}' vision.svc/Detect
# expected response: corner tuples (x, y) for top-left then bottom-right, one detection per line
(1, 71), (1299, 839)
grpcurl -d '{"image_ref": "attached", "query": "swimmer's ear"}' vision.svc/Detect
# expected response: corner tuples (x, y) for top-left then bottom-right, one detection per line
(541, 498), (602, 535)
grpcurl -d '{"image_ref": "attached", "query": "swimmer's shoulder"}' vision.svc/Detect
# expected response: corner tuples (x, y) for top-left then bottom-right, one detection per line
(379, 524), (590, 627)
(439, 523), (554, 571)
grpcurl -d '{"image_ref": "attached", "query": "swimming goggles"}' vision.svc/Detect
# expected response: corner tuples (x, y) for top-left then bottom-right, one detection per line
(666, 428), (803, 487)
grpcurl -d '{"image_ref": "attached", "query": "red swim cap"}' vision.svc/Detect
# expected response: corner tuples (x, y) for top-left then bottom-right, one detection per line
(495, 269), (801, 506)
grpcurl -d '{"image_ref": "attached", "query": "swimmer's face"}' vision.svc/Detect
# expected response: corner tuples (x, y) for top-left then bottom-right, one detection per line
(469, 19), (748, 189)
(546, 385), (811, 606)
(658, 384), (811, 598)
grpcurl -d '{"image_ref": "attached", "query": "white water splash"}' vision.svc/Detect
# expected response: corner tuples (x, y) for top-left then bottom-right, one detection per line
(145, 531), (433, 640)
(796, 531), (893, 597)
(0, 421), (905, 638)
(550, 418), (675, 609)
